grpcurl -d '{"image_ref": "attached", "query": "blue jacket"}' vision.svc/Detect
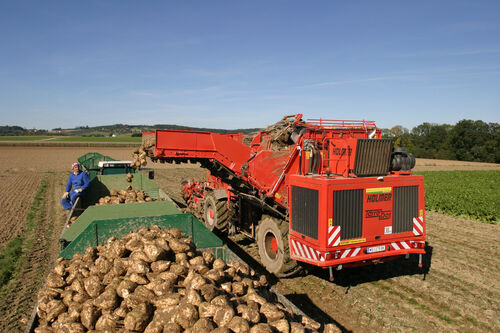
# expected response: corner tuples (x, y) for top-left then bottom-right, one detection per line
(65, 171), (90, 192)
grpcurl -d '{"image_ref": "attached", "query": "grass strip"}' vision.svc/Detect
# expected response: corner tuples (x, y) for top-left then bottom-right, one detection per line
(52, 136), (141, 142)
(0, 176), (47, 297)
(0, 136), (52, 141)
(0, 136), (141, 142)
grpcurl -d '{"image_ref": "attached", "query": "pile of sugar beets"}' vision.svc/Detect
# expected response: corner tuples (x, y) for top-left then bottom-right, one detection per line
(35, 226), (339, 332)
(96, 187), (161, 206)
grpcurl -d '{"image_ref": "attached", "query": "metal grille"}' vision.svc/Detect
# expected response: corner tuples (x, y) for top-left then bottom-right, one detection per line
(353, 139), (393, 176)
(333, 189), (363, 239)
(291, 186), (319, 239)
(393, 186), (418, 233)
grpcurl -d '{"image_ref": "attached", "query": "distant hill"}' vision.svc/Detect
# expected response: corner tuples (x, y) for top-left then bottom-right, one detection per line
(5, 120), (497, 163)
(1, 124), (262, 137)
(0, 125), (48, 136)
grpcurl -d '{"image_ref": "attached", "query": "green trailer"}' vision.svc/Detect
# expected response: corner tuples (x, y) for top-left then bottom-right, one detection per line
(26, 213), (305, 333)
(26, 152), (306, 332)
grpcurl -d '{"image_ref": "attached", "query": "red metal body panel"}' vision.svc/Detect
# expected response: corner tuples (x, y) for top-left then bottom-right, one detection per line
(155, 129), (251, 177)
(287, 173), (425, 267)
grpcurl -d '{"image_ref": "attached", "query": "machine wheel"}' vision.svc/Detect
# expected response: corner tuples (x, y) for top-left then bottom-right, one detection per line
(203, 193), (230, 232)
(256, 215), (299, 277)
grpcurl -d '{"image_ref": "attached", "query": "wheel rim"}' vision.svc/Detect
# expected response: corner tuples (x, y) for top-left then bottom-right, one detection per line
(205, 203), (215, 226)
(264, 230), (278, 260)
(271, 237), (278, 253)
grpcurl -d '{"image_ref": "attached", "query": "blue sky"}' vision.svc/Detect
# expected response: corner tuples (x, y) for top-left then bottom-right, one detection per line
(0, 1), (499, 130)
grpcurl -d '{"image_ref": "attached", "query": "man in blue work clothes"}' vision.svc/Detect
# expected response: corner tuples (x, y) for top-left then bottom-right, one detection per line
(61, 162), (90, 210)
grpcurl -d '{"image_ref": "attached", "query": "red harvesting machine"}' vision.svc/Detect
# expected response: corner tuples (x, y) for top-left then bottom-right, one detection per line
(149, 114), (425, 279)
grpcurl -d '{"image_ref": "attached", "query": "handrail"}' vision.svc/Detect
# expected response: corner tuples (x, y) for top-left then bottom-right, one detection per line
(306, 118), (377, 129)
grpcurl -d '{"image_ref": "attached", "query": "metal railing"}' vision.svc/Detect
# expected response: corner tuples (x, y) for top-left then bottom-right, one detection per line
(306, 118), (377, 130)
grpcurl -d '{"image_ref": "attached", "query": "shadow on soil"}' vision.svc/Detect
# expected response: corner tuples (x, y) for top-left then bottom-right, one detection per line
(222, 234), (434, 330)
(285, 293), (352, 332)
(171, 198), (186, 209)
(316, 243), (434, 289)
(221, 234), (352, 331)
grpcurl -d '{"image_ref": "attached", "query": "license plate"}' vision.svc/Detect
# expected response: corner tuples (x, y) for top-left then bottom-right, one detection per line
(367, 245), (385, 253)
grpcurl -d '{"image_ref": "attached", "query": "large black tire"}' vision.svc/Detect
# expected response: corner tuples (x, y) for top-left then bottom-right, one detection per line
(202, 193), (231, 232)
(256, 215), (299, 277)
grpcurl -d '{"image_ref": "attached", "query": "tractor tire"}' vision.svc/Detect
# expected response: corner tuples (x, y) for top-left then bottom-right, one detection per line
(256, 215), (299, 277)
(202, 193), (231, 232)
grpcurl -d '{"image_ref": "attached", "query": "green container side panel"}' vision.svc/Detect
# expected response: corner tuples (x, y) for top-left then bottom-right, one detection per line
(61, 201), (180, 243)
(59, 213), (223, 259)
(77, 152), (104, 164)
(206, 246), (244, 263)
(101, 167), (136, 175)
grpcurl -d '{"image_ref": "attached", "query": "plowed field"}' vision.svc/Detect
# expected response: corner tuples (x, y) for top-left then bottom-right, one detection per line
(272, 211), (500, 332)
(0, 171), (43, 248)
(0, 172), (68, 332)
(0, 146), (197, 172)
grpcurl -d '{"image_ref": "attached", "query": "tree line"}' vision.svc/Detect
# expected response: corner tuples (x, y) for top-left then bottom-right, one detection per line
(3, 120), (498, 163)
(0, 125), (48, 136)
(383, 120), (500, 163)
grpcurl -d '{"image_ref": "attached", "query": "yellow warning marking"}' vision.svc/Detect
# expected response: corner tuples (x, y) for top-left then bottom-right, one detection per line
(275, 192), (282, 199)
(366, 187), (392, 194)
(419, 209), (423, 217)
(340, 238), (366, 245)
(305, 151), (310, 160)
(328, 218), (333, 227)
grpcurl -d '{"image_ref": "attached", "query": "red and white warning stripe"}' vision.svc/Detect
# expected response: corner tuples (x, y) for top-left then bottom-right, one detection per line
(413, 216), (424, 236)
(390, 241), (411, 250)
(328, 226), (340, 247)
(338, 247), (362, 259)
(290, 239), (325, 262)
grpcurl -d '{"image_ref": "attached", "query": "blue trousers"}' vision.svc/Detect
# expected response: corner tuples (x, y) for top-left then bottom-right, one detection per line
(61, 190), (83, 210)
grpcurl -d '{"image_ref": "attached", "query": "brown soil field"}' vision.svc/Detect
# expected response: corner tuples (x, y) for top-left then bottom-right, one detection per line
(0, 146), (199, 173)
(414, 158), (500, 171)
(0, 146), (499, 332)
(0, 171), (68, 332)
(272, 211), (500, 332)
(0, 171), (43, 249)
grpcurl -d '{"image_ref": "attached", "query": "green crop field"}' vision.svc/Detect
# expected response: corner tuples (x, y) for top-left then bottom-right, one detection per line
(52, 136), (142, 143)
(0, 136), (52, 141)
(416, 170), (499, 224)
